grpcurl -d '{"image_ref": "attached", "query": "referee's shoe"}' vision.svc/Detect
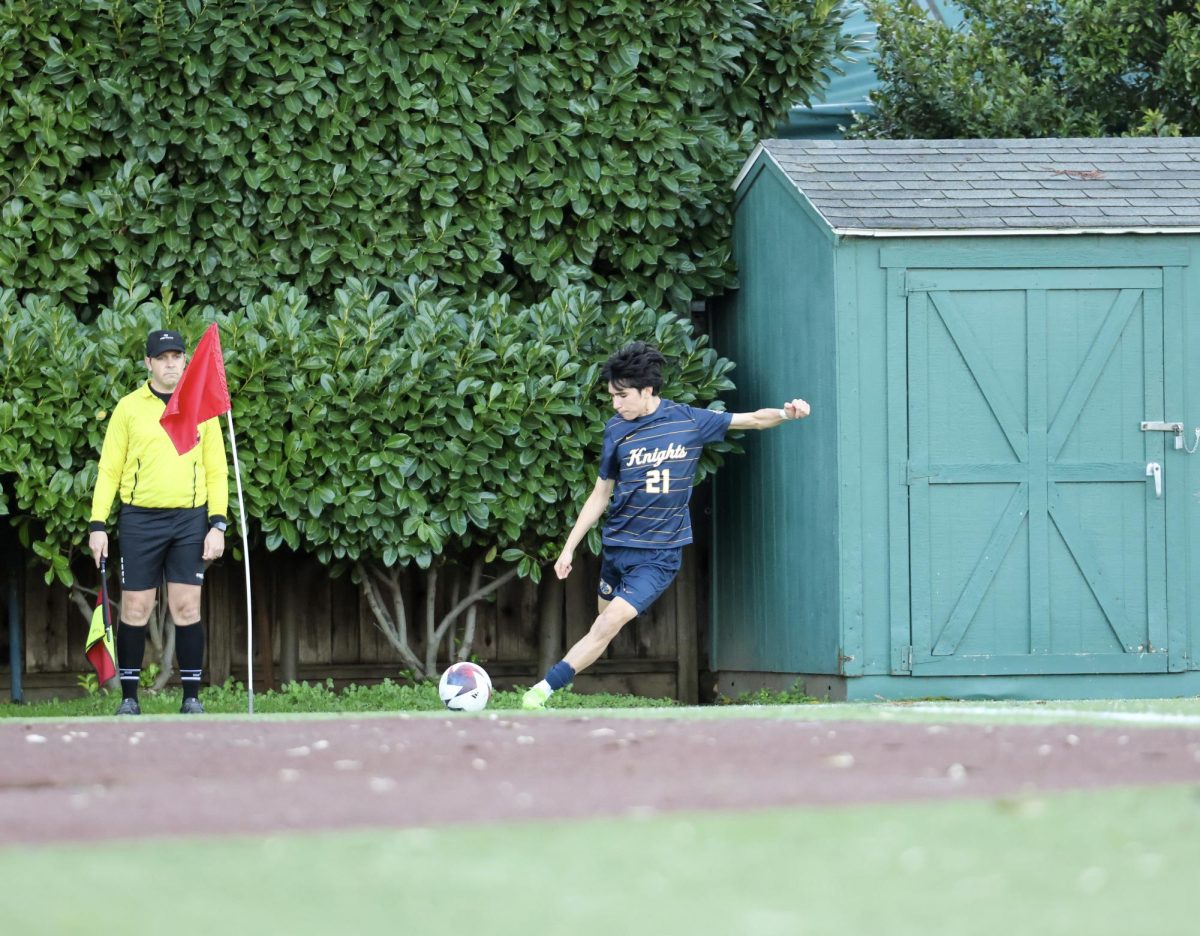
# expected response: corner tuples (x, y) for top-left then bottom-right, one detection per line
(180, 698), (205, 714)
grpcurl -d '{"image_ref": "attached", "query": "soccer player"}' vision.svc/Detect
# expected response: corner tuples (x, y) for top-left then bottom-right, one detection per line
(522, 341), (810, 709)
(87, 329), (229, 715)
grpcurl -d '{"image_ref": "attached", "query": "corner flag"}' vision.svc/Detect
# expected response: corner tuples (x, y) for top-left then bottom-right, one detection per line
(158, 322), (257, 713)
(85, 559), (117, 685)
(160, 323), (231, 456)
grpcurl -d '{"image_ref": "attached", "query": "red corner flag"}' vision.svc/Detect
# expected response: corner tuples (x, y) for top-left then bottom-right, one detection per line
(161, 323), (231, 455)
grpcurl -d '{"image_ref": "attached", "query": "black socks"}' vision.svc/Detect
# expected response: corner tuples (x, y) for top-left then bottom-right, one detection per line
(175, 623), (205, 701)
(116, 622), (147, 701)
(116, 621), (206, 703)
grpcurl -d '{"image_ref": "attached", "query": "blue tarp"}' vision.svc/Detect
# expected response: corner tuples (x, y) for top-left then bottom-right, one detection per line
(780, 0), (962, 139)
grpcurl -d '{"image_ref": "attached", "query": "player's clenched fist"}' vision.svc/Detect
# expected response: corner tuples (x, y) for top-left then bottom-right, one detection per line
(783, 398), (810, 420)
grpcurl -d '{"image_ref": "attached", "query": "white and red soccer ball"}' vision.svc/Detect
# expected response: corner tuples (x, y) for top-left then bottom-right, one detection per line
(438, 662), (492, 712)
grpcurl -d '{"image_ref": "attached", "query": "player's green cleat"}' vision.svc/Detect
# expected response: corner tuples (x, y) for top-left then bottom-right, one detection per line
(521, 685), (551, 710)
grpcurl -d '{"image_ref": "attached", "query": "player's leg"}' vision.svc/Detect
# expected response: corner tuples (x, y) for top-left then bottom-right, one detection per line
(563, 597), (639, 672)
(114, 509), (171, 715)
(522, 598), (641, 710)
(523, 547), (681, 709)
(165, 508), (209, 714)
(523, 553), (621, 709)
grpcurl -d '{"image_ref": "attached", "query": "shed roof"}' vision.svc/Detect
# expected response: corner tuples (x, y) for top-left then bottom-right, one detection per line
(739, 138), (1200, 237)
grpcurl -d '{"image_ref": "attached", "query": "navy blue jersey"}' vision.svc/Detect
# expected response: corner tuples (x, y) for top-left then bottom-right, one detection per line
(598, 399), (732, 548)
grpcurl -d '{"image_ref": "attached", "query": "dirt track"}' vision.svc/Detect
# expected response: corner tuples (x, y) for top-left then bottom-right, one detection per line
(2, 714), (1199, 846)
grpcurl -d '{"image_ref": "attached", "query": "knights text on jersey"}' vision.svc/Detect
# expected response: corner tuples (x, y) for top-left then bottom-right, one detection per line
(598, 399), (732, 548)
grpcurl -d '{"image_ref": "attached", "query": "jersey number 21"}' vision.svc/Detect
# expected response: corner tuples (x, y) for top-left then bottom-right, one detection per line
(646, 469), (671, 493)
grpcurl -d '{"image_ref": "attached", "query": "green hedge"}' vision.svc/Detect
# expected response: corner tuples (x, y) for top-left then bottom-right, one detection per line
(852, 0), (1199, 139)
(0, 277), (735, 584)
(1, 0), (850, 316)
(1, 0), (850, 590)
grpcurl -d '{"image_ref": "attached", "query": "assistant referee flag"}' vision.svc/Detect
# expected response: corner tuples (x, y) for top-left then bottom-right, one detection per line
(160, 323), (231, 455)
(84, 563), (117, 685)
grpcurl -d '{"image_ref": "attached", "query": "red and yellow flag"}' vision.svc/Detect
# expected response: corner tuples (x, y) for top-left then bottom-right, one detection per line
(85, 586), (116, 685)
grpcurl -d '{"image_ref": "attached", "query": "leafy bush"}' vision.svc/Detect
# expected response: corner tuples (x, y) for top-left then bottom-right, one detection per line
(852, 0), (1200, 139)
(222, 276), (735, 576)
(1, 0), (851, 317)
(0, 286), (147, 582)
(1, 273), (734, 680)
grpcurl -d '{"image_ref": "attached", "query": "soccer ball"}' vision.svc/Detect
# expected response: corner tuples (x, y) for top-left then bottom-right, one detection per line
(438, 662), (492, 712)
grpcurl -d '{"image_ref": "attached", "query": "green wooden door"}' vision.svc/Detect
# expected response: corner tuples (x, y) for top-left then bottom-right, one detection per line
(906, 268), (1169, 675)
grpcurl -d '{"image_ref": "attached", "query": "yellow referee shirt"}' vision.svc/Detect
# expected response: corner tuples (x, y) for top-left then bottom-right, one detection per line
(89, 382), (229, 525)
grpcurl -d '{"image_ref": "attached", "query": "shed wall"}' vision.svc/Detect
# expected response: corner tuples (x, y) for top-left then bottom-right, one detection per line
(712, 163), (840, 674)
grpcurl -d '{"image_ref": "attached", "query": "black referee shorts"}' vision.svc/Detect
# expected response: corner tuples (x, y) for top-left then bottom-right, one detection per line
(117, 505), (208, 591)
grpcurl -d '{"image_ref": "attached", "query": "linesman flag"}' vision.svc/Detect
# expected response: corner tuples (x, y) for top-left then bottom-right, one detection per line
(158, 322), (258, 713)
(160, 323), (231, 455)
(85, 559), (117, 685)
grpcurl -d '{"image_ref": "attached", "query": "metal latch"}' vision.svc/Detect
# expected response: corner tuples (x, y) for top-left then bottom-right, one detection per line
(1141, 421), (1189, 450)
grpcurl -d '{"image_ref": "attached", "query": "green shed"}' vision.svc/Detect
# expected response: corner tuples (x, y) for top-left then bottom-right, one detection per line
(712, 137), (1200, 701)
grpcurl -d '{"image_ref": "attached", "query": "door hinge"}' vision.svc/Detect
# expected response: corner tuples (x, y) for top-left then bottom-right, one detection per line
(893, 644), (913, 673)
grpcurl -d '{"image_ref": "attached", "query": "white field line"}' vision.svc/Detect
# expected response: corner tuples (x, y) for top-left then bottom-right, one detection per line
(897, 704), (1200, 728)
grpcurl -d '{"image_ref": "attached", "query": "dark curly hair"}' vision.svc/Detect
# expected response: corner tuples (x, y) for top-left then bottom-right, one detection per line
(601, 341), (666, 394)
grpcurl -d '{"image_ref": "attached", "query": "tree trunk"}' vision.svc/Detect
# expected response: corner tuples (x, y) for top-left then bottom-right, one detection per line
(456, 560), (485, 662)
(359, 562), (423, 675)
(422, 566), (440, 676)
(152, 615), (176, 692)
(147, 590), (175, 689)
(537, 574), (564, 675)
(431, 563), (519, 667)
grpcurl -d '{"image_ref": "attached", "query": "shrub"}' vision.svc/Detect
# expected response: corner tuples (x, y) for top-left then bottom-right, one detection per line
(852, 0), (1200, 140)
(1, 0), (851, 316)
(0, 275), (734, 674)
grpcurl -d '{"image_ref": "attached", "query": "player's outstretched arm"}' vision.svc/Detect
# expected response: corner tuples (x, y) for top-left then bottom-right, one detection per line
(729, 398), (811, 431)
(554, 477), (615, 580)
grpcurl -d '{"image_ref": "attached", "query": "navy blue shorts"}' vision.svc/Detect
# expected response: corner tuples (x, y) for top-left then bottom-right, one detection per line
(597, 545), (683, 614)
(118, 505), (208, 591)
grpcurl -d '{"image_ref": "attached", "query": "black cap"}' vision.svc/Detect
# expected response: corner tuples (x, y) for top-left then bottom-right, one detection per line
(146, 329), (185, 357)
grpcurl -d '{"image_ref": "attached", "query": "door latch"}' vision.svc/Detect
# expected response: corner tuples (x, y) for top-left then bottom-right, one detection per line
(1141, 421), (1189, 450)
(1146, 461), (1163, 498)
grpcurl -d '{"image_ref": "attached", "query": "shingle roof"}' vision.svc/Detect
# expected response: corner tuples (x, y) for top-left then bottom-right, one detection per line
(743, 138), (1200, 235)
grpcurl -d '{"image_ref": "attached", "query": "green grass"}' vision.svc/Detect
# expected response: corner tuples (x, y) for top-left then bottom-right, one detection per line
(4, 785), (1197, 935)
(2, 677), (828, 718)
(0, 678), (684, 718)
(6, 679), (1200, 727)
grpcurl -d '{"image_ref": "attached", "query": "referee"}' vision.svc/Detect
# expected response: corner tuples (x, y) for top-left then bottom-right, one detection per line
(88, 329), (229, 715)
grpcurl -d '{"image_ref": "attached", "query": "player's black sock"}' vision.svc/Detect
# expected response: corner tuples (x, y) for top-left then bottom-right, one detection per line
(116, 622), (147, 701)
(175, 623), (205, 701)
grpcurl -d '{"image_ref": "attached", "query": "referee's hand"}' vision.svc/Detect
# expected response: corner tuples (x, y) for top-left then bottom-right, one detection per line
(202, 527), (226, 562)
(89, 531), (108, 568)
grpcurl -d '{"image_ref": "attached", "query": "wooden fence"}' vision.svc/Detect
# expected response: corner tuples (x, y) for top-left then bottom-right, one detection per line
(1, 498), (713, 703)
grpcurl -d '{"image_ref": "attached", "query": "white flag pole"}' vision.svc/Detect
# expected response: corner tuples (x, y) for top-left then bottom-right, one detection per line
(224, 409), (254, 715)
